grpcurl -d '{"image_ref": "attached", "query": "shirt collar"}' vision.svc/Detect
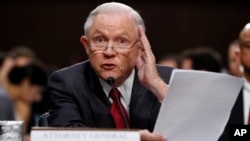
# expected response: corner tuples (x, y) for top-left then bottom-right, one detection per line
(99, 69), (135, 103)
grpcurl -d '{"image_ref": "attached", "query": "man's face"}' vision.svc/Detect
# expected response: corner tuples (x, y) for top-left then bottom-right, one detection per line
(228, 45), (242, 77)
(181, 58), (193, 70)
(81, 13), (142, 85)
(239, 28), (250, 74)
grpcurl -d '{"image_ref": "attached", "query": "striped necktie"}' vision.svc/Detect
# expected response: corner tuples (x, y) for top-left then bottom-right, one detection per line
(109, 88), (130, 128)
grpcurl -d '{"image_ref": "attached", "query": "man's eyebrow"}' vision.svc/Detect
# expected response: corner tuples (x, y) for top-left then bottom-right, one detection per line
(240, 41), (250, 47)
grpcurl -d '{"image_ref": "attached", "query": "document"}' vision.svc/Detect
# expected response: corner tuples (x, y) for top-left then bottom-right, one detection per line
(154, 69), (244, 141)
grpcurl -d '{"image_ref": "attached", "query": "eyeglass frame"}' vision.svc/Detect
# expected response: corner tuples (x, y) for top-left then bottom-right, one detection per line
(88, 39), (140, 53)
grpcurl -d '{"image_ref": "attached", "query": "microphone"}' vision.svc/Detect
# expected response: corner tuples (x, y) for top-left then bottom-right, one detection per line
(106, 77), (129, 128)
(106, 77), (115, 86)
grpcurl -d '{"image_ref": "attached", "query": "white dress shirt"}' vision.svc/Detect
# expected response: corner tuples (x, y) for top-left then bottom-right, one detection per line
(99, 69), (135, 113)
(243, 79), (250, 124)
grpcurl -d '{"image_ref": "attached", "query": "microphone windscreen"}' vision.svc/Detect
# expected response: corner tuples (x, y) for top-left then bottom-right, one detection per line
(106, 77), (115, 86)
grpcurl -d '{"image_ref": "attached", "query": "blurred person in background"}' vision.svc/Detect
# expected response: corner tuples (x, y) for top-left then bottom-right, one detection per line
(158, 53), (179, 68)
(0, 51), (6, 93)
(219, 22), (250, 141)
(179, 48), (194, 70)
(191, 46), (223, 73)
(0, 63), (47, 141)
(0, 46), (36, 86)
(0, 46), (49, 141)
(180, 47), (223, 73)
(227, 39), (243, 77)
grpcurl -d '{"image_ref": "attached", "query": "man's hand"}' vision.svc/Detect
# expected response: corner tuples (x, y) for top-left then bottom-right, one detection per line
(136, 25), (168, 102)
(140, 129), (166, 141)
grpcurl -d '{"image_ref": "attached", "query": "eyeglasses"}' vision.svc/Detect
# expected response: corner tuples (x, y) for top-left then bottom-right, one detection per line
(89, 39), (140, 53)
(240, 41), (250, 49)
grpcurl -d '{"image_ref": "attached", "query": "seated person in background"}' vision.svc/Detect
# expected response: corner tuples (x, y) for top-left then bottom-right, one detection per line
(0, 45), (36, 86)
(0, 45), (40, 137)
(158, 53), (180, 68)
(47, 2), (172, 141)
(180, 46), (223, 73)
(227, 39), (243, 77)
(0, 63), (47, 140)
(219, 22), (250, 141)
(179, 48), (195, 70)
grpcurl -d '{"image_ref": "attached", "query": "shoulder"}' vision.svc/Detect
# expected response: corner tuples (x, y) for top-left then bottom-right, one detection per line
(49, 61), (90, 79)
(47, 60), (95, 90)
(0, 87), (9, 101)
(156, 64), (174, 72)
(54, 60), (90, 74)
(0, 88), (14, 112)
(156, 65), (175, 84)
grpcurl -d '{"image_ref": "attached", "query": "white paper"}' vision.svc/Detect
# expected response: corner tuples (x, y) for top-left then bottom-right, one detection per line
(154, 69), (244, 141)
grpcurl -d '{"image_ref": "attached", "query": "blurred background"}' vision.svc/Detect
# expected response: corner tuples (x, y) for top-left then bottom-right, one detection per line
(1, 0), (250, 69)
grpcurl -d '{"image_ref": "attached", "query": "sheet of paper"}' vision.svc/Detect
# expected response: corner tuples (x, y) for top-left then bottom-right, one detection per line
(154, 69), (244, 141)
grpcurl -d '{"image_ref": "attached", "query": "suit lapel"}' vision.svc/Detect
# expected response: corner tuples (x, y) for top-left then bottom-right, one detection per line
(129, 68), (160, 131)
(85, 65), (115, 128)
(228, 89), (244, 124)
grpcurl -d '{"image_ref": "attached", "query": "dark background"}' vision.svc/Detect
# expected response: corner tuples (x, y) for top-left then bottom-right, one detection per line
(1, 0), (250, 69)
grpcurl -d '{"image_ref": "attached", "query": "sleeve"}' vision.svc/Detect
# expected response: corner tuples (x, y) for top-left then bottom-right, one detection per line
(0, 95), (15, 120)
(47, 71), (86, 127)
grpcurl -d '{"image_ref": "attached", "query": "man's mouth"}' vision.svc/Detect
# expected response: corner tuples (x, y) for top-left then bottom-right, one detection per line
(102, 64), (116, 70)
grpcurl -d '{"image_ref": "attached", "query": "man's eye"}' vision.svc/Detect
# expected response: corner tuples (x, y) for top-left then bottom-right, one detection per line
(94, 37), (105, 43)
(117, 39), (128, 45)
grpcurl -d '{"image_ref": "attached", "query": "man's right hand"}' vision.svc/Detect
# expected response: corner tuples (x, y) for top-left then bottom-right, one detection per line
(140, 129), (166, 141)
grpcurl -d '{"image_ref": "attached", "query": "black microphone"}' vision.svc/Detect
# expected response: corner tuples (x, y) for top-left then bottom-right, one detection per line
(106, 77), (129, 128)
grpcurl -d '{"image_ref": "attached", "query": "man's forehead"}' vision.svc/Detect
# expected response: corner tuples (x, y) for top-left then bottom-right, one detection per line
(94, 12), (133, 23)
(89, 13), (137, 35)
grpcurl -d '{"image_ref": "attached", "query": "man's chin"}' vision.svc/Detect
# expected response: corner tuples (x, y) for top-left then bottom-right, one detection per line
(100, 73), (119, 81)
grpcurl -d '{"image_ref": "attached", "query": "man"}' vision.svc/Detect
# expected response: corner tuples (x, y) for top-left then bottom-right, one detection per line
(219, 23), (250, 141)
(47, 2), (173, 141)
(227, 39), (243, 77)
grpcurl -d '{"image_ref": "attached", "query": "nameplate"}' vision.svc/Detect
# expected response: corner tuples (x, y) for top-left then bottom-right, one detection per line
(31, 127), (140, 141)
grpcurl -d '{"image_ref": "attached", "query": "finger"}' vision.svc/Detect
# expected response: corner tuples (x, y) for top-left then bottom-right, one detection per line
(136, 56), (143, 70)
(138, 25), (152, 54)
(140, 130), (166, 141)
(138, 26), (156, 64)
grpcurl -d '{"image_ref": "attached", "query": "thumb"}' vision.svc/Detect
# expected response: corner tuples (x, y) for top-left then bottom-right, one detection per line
(136, 56), (143, 70)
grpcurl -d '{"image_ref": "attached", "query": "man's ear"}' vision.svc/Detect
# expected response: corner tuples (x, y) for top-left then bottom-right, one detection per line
(235, 49), (240, 59)
(80, 36), (90, 55)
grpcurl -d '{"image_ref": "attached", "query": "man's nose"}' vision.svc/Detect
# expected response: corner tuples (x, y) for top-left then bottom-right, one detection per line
(103, 42), (116, 55)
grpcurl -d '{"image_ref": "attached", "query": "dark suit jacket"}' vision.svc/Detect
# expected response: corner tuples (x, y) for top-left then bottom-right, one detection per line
(47, 61), (173, 131)
(218, 89), (244, 141)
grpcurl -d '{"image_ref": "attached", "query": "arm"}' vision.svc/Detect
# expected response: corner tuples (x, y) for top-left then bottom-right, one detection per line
(47, 71), (86, 127)
(136, 26), (168, 141)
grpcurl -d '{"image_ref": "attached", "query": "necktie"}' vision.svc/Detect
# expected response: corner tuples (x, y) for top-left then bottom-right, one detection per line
(109, 88), (130, 128)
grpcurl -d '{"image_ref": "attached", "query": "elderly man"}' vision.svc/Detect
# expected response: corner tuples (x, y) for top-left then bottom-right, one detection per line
(219, 23), (250, 141)
(47, 2), (173, 141)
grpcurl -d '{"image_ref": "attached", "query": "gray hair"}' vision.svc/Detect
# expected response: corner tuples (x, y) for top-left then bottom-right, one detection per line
(83, 2), (145, 35)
